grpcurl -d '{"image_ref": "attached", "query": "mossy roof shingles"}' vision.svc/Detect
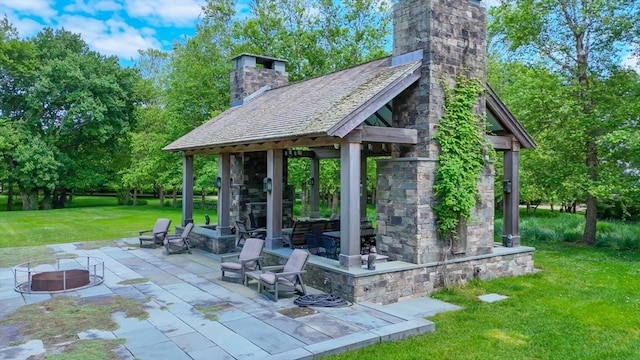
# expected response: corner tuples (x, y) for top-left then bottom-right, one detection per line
(164, 56), (420, 152)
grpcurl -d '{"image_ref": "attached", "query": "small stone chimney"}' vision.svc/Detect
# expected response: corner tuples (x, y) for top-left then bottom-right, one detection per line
(230, 54), (288, 106)
(228, 54), (293, 229)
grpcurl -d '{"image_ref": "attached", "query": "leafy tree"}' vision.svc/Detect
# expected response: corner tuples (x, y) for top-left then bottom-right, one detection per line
(490, 0), (640, 243)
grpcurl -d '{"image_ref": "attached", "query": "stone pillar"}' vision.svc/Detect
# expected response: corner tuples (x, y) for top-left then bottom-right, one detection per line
(230, 54), (288, 106)
(379, 0), (490, 262)
(181, 154), (194, 226)
(503, 140), (521, 246)
(217, 153), (232, 235)
(310, 156), (320, 218)
(340, 142), (362, 269)
(266, 149), (283, 249)
(376, 158), (439, 264)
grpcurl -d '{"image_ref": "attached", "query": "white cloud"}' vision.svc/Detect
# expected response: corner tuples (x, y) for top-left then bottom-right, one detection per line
(63, 0), (122, 15)
(9, 16), (45, 37)
(58, 14), (161, 58)
(481, 0), (501, 8)
(621, 53), (640, 73)
(0, 0), (57, 19)
(124, 0), (203, 26)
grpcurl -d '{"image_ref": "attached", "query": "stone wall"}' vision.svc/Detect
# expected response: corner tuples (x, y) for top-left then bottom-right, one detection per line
(264, 247), (535, 304)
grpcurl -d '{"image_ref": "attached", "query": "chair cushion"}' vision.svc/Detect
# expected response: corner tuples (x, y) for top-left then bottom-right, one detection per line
(139, 235), (154, 241)
(221, 262), (243, 270)
(259, 272), (276, 285)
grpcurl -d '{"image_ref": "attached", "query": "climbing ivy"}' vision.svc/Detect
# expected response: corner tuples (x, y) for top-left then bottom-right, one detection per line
(433, 74), (487, 241)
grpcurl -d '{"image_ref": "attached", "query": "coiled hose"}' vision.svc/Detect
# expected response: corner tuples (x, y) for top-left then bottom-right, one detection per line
(294, 294), (351, 307)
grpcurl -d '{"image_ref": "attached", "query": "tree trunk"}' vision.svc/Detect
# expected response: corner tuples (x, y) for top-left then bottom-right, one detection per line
(583, 141), (598, 244)
(40, 188), (52, 210)
(201, 190), (206, 209)
(300, 182), (307, 217)
(172, 189), (177, 207)
(133, 189), (138, 206)
(21, 190), (38, 210)
(6, 181), (13, 211)
(159, 187), (165, 207)
(331, 191), (339, 218)
(52, 187), (67, 208)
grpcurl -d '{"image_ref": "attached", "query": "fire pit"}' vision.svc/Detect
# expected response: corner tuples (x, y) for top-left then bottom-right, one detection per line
(14, 256), (104, 294)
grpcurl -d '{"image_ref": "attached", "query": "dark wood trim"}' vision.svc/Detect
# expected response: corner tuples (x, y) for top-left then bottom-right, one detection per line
(362, 125), (418, 144)
(328, 62), (422, 138)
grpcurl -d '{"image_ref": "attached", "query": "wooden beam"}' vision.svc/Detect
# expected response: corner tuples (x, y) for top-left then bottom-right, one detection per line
(362, 126), (418, 144)
(487, 135), (511, 150)
(183, 136), (342, 156)
(312, 149), (340, 159)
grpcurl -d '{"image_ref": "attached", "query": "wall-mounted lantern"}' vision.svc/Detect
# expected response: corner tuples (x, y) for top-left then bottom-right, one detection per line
(502, 180), (512, 194)
(263, 177), (273, 193)
(215, 176), (222, 189)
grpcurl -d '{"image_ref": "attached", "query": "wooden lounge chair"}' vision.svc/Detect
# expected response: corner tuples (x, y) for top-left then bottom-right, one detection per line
(164, 222), (194, 255)
(258, 249), (309, 301)
(221, 238), (265, 284)
(139, 218), (172, 248)
(235, 220), (266, 248)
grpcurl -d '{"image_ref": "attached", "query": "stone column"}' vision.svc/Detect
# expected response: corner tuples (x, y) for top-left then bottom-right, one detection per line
(310, 156), (320, 218)
(340, 142), (362, 269)
(217, 153), (232, 235)
(181, 154), (194, 226)
(266, 149), (283, 249)
(503, 140), (521, 246)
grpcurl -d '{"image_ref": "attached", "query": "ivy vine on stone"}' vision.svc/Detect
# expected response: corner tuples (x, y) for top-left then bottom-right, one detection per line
(433, 73), (488, 242)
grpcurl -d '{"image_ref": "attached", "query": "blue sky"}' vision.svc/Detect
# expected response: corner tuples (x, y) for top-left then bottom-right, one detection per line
(1, 0), (637, 71)
(0, 0), (214, 65)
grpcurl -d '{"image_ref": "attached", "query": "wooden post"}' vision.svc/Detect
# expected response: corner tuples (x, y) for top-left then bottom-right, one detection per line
(360, 148), (368, 222)
(503, 140), (521, 246)
(266, 149), (283, 249)
(340, 141), (362, 269)
(310, 156), (320, 218)
(217, 153), (232, 235)
(182, 154), (194, 226)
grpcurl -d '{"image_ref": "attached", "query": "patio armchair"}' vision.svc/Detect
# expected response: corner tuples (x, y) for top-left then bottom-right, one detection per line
(221, 237), (265, 284)
(257, 249), (309, 301)
(164, 222), (194, 255)
(235, 220), (266, 248)
(139, 218), (172, 248)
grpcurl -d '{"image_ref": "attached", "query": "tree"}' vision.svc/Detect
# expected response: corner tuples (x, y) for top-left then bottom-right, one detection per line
(490, 0), (640, 244)
(1, 25), (140, 209)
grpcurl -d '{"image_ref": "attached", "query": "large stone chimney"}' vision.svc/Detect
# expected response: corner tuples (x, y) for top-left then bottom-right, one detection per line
(377, 0), (493, 264)
(229, 54), (289, 106)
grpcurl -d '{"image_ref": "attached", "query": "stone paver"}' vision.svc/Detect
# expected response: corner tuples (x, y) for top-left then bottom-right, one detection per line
(478, 293), (509, 303)
(0, 241), (463, 360)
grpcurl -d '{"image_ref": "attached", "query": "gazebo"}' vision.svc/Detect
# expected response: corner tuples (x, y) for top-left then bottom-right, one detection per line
(164, 0), (536, 304)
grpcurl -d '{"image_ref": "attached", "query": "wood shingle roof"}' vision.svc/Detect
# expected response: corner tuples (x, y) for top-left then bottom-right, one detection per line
(164, 56), (421, 152)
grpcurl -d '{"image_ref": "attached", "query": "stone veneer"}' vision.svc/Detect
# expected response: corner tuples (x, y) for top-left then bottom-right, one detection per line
(230, 67), (288, 104)
(263, 246), (535, 304)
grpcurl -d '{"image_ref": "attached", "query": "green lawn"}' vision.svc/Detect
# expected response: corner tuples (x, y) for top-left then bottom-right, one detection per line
(2, 195), (640, 358)
(0, 195), (214, 248)
(328, 240), (640, 359)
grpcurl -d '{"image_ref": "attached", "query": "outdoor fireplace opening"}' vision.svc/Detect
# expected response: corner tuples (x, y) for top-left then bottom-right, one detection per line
(13, 256), (105, 294)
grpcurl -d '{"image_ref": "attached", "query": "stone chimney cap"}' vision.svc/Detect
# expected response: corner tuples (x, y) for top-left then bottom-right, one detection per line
(231, 53), (287, 63)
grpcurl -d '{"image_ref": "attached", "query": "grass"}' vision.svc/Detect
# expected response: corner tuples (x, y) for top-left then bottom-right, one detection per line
(0, 195), (213, 248)
(3, 196), (640, 358)
(328, 238), (640, 359)
(0, 295), (149, 359)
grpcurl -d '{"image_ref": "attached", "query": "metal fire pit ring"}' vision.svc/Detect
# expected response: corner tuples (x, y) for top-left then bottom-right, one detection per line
(13, 256), (105, 294)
